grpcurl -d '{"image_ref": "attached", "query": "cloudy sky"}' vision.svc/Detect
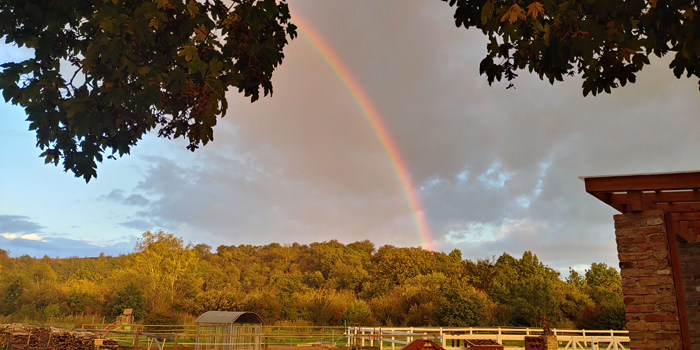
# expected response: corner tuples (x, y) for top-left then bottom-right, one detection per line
(1, 1), (699, 273)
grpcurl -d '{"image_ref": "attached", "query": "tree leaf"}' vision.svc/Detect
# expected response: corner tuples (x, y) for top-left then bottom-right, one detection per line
(481, 1), (495, 25)
(187, 0), (199, 18)
(526, 2), (545, 19)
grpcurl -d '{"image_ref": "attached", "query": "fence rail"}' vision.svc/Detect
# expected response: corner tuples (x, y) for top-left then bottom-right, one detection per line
(349, 326), (630, 350)
(75, 325), (629, 350)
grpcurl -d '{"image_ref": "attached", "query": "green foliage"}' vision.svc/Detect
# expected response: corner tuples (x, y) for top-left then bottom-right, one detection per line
(0, 0), (296, 181)
(442, 0), (700, 95)
(436, 282), (488, 326)
(584, 263), (622, 306)
(143, 310), (182, 325)
(341, 300), (374, 325)
(105, 282), (145, 320)
(0, 236), (627, 329)
(133, 230), (200, 310)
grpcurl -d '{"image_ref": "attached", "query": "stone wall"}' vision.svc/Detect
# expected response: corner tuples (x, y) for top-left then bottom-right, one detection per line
(679, 239), (700, 349)
(614, 209), (683, 349)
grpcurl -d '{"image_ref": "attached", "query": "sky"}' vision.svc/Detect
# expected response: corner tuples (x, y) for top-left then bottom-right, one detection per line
(1, 1), (700, 274)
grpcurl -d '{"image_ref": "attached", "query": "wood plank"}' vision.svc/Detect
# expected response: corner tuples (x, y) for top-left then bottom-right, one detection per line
(627, 191), (643, 212)
(664, 213), (692, 350)
(673, 220), (697, 243)
(656, 202), (700, 212)
(584, 172), (700, 192)
(591, 192), (613, 205)
(669, 212), (700, 220)
(606, 191), (700, 205)
(651, 191), (700, 203)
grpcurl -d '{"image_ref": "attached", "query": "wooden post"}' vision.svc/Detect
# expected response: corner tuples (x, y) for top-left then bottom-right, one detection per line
(133, 332), (140, 347)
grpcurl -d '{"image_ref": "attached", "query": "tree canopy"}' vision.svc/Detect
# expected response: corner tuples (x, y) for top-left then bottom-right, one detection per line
(0, 0), (296, 181)
(2, 0), (696, 180)
(442, 0), (700, 94)
(0, 233), (625, 329)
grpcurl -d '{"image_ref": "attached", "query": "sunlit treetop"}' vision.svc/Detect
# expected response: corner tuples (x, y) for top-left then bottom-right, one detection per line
(443, 0), (700, 94)
(0, 0), (296, 181)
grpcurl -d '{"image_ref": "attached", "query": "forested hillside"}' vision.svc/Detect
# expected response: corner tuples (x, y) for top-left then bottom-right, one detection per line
(0, 231), (625, 329)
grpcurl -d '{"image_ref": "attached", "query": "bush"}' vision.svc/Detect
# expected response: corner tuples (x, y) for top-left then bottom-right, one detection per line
(341, 300), (374, 325)
(436, 283), (488, 327)
(143, 310), (182, 325)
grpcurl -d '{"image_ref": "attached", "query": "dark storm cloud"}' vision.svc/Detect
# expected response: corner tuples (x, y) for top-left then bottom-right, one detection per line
(0, 215), (44, 234)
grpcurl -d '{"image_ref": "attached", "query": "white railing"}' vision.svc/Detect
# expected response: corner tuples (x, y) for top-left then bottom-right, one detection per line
(348, 326), (629, 350)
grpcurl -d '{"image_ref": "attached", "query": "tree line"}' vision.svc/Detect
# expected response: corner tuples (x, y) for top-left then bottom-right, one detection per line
(0, 231), (625, 329)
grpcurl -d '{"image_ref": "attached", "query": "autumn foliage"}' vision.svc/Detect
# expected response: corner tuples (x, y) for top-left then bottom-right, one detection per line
(0, 231), (624, 329)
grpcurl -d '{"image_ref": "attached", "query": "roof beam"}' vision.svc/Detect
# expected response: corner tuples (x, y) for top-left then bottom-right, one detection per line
(656, 202), (700, 212)
(668, 218), (698, 243)
(584, 172), (700, 192)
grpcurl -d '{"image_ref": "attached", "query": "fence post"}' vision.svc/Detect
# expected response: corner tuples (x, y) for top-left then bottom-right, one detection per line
(497, 328), (501, 345)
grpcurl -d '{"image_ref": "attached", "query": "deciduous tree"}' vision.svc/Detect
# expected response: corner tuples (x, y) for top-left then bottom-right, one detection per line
(0, 0), (296, 181)
(442, 0), (700, 95)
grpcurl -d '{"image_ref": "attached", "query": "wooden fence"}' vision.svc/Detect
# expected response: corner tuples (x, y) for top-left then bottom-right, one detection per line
(349, 326), (630, 350)
(75, 325), (629, 350)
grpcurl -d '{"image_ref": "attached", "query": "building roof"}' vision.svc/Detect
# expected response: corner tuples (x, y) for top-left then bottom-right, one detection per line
(582, 170), (700, 243)
(402, 340), (446, 350)
(194, 311), (263, 325)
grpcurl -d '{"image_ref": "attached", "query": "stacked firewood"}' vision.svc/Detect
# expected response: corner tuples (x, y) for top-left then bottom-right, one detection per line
(0, 324), (120, 350)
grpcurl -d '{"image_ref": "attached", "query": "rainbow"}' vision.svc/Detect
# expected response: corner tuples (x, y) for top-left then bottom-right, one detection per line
(289, 8), (434, 251)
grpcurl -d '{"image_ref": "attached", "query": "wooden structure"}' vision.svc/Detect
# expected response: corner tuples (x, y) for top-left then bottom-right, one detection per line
(402, 339), (447, 350)
(582, 171), (700, 350)
(194, 311), (263, 350)
(351, 326), (629, 349)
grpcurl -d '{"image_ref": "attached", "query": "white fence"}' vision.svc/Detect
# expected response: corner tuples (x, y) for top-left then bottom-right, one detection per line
(349, 326), (630, 350)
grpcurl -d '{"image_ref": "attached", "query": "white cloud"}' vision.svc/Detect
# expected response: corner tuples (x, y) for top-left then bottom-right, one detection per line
(20, 233), (45, 241)
(1, 233), (17, 239)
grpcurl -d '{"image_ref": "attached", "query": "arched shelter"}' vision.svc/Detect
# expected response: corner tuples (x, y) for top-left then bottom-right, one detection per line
(194, 311), (263, 350)
(581, 171), (700, 350)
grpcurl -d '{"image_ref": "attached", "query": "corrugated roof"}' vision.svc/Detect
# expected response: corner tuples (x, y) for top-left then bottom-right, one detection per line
(194, 311), (263, 325)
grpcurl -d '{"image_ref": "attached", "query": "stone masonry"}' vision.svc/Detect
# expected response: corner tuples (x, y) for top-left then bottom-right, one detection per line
(679, 239), (700, 349)
(614, 209), (683, 349)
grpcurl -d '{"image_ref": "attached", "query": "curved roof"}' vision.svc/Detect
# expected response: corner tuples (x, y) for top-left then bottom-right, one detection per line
(194, 311), (263, 325)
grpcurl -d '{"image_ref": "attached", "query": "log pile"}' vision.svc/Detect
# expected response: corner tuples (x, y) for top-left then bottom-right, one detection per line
(0, 324), (120, 350)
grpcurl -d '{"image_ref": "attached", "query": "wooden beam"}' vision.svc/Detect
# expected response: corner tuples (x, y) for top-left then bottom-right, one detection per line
(679, 221), (691, 243)
(664, 213), (691, 350)
(627, 191), (644, 212)
(606, 191), (700, 205)
(689, 228), (700, 239)
(670, 219), (697, 243)
(591, 192), (613, 206)
(656, 202), (700, 212)
(584, 172), (700, 192)
(669, 212), (700, 221)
